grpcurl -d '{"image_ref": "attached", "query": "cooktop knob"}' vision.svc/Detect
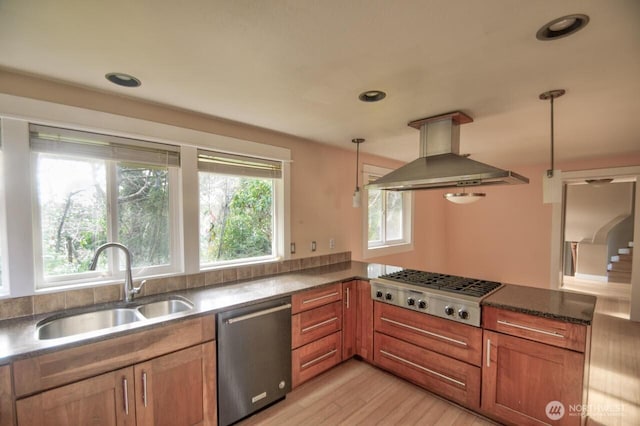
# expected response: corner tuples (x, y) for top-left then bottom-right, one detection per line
(375, 290), (383, 298)
(407, 297), (415, 306)
(458, 309), (469, 320)
(385, 292), (393, 300)
(418, 300), (427, 309)
(444, 306), (455, 316)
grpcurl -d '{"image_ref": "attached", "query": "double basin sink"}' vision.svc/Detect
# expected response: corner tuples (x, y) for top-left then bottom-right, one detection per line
(36, 297), (194, 340)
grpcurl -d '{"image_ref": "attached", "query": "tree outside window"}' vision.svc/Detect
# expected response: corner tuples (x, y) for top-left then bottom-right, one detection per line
(199, 173), (274, 265)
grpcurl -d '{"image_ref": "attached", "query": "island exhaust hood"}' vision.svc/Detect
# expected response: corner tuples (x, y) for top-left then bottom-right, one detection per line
(367, 111), (529, 191)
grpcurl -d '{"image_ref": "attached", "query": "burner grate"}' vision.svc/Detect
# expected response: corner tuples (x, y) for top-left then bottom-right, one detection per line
(379, 269), (501, 297)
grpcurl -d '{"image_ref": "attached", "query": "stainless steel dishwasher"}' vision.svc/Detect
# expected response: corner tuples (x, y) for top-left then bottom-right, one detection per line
(217, 297), (292, 426)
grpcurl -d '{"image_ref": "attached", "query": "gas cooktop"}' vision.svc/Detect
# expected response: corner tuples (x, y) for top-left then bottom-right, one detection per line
(371, 269), (504, 327)
(377, 269), (502, 298)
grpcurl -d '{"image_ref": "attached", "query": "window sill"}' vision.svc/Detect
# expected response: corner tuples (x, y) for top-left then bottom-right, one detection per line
(363, 242), (414, 259)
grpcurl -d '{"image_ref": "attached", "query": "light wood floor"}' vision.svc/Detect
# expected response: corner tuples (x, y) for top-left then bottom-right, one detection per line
(239, 297), (639, 426)
(586, 297), (640, 426)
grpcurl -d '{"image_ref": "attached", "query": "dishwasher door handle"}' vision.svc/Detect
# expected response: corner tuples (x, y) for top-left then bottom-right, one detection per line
(225, 303), (292, 324)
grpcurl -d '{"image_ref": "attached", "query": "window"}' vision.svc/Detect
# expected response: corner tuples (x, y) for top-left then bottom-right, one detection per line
(0, 126), (6, 295)
(198, 150), (281, 267)
(30, 125), (181, 288)
(363, 165), (413, 258)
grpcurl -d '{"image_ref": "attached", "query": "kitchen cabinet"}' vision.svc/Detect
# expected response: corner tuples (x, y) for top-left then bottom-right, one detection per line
(292, 331), (342, 388)
(291, 283), (343, 388)
(341, 280), (357, 359)
(16, 367), (135, 426)
(14, 315), (216, 426)
(482, 307), (589, 426)
(16, 343), (215, 426)
(134, 342), (216, 426)
(292, 301), (342, 349)
(0, 364), (15, 426)
(373, 302), (481, 409)
(355, 280), (374, 362)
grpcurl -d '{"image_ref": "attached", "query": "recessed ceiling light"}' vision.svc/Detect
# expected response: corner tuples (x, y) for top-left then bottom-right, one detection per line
(536, 14), (589, 41)
(105, 72), (142, 88)
(358, 90), (386, 102)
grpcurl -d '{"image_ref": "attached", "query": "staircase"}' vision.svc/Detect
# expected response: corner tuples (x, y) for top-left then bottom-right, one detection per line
(608, 241), (634, 283)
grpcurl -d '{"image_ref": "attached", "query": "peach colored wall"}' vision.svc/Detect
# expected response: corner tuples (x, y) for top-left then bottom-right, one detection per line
(367, 154), (640, 289)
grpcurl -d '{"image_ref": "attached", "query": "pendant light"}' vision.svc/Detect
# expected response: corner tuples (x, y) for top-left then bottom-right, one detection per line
(352, 138), (364, 208)
(540, 89), (565, 203)
(444, 187), (486, 204)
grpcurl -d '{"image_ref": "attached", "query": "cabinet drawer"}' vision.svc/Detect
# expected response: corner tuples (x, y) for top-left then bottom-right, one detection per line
(374, 332), (480, 410)
(292, 301), (342, 349)
(483, 306), (587, 352)
(291, 283), (342, 314)
(374, 302), (482, 366)
(292, 331), (342, 388)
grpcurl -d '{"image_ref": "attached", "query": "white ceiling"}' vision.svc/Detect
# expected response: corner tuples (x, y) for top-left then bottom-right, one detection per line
(1, 0), (639, 166)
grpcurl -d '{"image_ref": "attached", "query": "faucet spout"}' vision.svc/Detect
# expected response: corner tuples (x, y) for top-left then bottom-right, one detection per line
(90, 243), (143, 303)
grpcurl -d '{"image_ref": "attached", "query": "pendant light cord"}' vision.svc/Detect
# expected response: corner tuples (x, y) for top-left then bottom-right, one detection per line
(540, 89), (565, 178)
(548, 95), (555, 178)
(355, 141), (360, 190)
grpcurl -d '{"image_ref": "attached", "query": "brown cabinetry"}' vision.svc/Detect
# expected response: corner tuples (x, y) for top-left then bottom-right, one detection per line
(14, 316), (217, 426)
(373, 302), (481, 409)
(0, 364), (15, 426)
(482, 307), (590, 426)
(355, 280), (374, 362)
(291, 283), (343, 388)
(342, 281), (357, 359)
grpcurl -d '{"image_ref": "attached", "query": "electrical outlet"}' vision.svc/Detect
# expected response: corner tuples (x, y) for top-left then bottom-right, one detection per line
(329, 238), (335, 249)
(290, 242), (296, 254)
(311, 241), (317, 252)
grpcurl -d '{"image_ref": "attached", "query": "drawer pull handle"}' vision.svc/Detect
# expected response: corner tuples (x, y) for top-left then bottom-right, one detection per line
(142, 371), (148, 407)
(486, 338), (491, 367)
(302, 317), (339, 333)
(123, 378), (129, 415)
(379, 349), (465, 388)
(345, 287), (350, 309)
(226, 304), (292, 324)
(301, 349), (338, 369)
(302, 292), (339, 304)
(380, 317), (468, 347)
(497, 320), (564, 338)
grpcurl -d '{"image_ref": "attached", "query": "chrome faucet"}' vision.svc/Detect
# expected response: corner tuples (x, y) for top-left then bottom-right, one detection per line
(89, 242), (145, 303)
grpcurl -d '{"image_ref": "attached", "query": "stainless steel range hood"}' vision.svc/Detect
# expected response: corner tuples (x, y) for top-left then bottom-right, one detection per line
(367, 112), (529, 191)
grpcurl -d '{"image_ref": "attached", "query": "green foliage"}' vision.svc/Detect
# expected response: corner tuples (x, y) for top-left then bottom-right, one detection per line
(199, 175), (273, 264)
(218, 179), (273, 260)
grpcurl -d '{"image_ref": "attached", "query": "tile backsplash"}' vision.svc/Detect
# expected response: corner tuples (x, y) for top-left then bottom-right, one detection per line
(0, 252), (351, 321)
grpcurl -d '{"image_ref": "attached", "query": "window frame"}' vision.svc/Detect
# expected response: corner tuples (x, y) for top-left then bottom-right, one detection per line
(0, 149), (8, 296)
(362, 164), (414, 259)
(197, 150), (283, 270)
(30, 129), (183, 290)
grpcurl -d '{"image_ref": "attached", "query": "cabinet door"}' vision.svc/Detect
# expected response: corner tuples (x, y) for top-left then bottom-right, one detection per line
(16, 367), (135, 426)
(135, 342), (216, 426)
(355, 280), (374, 362)
(482, 330), (584, 426)
(342, 281), (357, 359)
(0, 365), (15, 426)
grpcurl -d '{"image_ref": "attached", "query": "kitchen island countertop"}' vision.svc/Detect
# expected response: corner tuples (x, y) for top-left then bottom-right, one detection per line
(482, 283), (597, 325)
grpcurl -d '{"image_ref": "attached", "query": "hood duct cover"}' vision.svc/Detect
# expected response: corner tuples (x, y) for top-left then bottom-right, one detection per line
(367, 112), (529, 191)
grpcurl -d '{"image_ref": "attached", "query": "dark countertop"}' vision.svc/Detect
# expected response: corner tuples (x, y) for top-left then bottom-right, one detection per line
(482, 284), (597, 325)
(0, 262), (598, 363)
(0, 261), (401, 363)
